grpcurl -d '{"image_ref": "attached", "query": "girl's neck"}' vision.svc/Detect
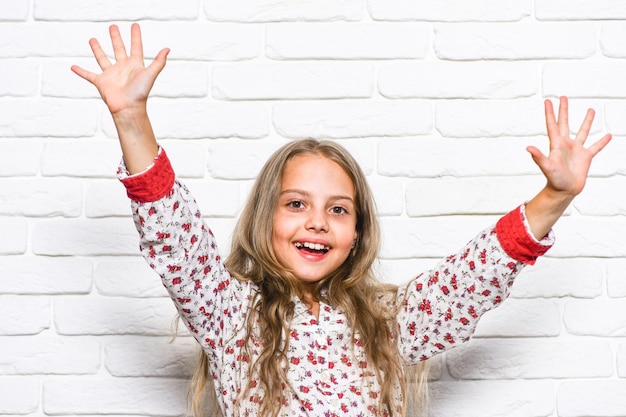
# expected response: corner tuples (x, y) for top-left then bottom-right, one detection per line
(303, 291), (320, 319)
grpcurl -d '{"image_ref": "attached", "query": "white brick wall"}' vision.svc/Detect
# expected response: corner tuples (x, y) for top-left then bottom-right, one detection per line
(1, 1), (624, 416)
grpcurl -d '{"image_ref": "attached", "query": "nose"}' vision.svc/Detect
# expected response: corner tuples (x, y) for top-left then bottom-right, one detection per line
(305, 208), (329, 232)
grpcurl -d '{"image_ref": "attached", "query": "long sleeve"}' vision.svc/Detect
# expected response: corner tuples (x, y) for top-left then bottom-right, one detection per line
(396, 205), (553, 364)
(117, 148), (253, 362)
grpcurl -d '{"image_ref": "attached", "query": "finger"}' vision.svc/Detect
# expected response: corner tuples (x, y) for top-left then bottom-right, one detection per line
(147, 47), (170, 78)
(586, 133), (612, 157)
(544, 99), (559, 146)
(70, 64), (97, 84)
(130, 22), (144, 59)
(527, 145), (549, 170)
(574, 108), (595, 144)
(89, 38), (112, 70)
(109, 24), (128, 62)
(557, 96), (570, 139)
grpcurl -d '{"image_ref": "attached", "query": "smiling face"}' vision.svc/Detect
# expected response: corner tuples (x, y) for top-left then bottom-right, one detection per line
(272, 153), (358, 285)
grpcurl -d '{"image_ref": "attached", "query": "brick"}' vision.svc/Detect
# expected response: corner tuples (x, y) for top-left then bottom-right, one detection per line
(369, 0), (529, 22)
(557, 380), (626, 417)
(333, 139), (376, 175)
(0, 0), (29, 21)
(379, 215), (499, 259)
(563, 299), (626, 336)
(32, 218), (139, 256)
(212, 63), (373, 100)
(203, 0), (362, 22)
(435, 99), (547, 138)
(158, 140), (207, 178)
(33, 0), (198, 21)
(185, 180), (242, 217)
(0, 23), (113, 58)
(0, 256), (92, 295)
(208, 139), (284, 180)
(605, 101), (626, 136)
(0, 337), (100, 374)
(0, 140), (40, 177)
(379, 62), (537, 99)
(54, 297), (179, 336)
(405, 176), (545, 217)
(601, 23), (626, 58)
(544, 62), (626, 98)
(435, 22), (595, 60)
(428, 380), (554, 417)
(447, 339), (612, 379)
(472, 299), (561, 337)
(378, 138), (539, 177)
(0, 178), (82, 217)
(101, 101), (269, 139)
(0, 100), (98, 137)
(95, 258), (167, 298)
(105, 336), (196, 377)
(140, 21), (261, 61)
(548, 216), (626, 258)
(42, 140), (121, 177)
(607, 259), (626, 298)
(618, 344), (626, 377)
(272, 100), (433, 139)
(43, 378), (187, 415)
(376, 258), (439, 286)
(266, 23), (428, 59)
(0, 377), (39, 414)
(536, 0), (626, 20)
(85, 181), (134, 218)
(511, 257), (604, 299)
(0, 218), (27, 255)
(368, 178), (404, 216)
(0, 296), (50, 335)
(0, 60), (38, 96)
(575, 177), (626, 215)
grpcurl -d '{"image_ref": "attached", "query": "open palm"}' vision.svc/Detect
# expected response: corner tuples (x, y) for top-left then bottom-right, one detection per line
(71, 24), (169, 115)
(527, 97), (612, 197)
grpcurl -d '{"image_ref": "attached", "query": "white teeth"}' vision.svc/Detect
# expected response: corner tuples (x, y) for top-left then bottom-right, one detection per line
(295, 242), (329, 251)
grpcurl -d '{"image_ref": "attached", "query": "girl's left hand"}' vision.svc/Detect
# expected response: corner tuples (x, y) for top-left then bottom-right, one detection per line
(527, 96), (612, 197)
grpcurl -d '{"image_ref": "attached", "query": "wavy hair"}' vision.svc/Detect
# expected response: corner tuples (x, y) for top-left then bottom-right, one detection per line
(189, 139), (427, 416)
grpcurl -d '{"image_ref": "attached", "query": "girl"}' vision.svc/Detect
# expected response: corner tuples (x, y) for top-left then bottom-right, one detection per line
(72, 24), (611, 417)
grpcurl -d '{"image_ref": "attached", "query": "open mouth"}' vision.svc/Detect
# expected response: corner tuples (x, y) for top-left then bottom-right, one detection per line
(294, 241), (330, 254)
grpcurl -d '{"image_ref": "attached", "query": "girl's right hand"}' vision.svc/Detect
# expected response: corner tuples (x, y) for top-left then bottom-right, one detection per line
(71, 23), (169, 116)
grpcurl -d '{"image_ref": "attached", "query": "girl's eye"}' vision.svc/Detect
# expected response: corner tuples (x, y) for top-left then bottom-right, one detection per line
(331, 206), (348, 215)
(287, 200), (304, 209)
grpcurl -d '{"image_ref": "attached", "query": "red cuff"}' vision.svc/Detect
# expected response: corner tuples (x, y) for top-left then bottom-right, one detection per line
(119, 150), (175, 203)
(495, 206), (552, 265)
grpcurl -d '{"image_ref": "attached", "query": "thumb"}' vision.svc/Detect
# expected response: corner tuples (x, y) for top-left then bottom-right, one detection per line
(147, 47), (170, 79)
(526, 145), (548, 169)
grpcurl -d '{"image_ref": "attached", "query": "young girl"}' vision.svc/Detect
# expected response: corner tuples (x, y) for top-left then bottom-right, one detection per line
(72, 24), (611, 417)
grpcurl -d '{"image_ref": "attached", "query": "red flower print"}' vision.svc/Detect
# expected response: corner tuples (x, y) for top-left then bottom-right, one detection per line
(418, 299), (432, 315)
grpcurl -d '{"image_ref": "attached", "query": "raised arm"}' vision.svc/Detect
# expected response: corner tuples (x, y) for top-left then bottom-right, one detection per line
(525, 96), (612, 240)
(71, 23), (169, 174)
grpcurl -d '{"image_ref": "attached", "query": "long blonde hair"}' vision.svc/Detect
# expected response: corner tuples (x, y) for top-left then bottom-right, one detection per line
(189, 139), (427, 416)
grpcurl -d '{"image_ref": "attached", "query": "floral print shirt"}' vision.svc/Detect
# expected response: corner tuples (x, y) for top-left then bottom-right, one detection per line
(118, 149), (553, 417)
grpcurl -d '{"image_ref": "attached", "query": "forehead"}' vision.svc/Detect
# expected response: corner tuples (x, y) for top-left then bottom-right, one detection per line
(281, 153), (355, 195)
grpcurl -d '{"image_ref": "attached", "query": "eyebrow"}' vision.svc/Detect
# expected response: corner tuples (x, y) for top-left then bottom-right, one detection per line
(279, 189), (355, 203)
